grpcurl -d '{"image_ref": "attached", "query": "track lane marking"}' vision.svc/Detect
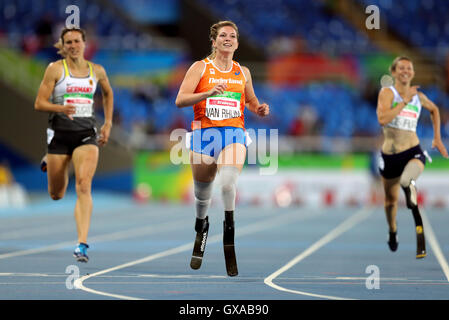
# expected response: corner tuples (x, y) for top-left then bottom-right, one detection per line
(75, 208), (323, 299)
(264, 206), (374, 300)
(421, 209), (449, 282)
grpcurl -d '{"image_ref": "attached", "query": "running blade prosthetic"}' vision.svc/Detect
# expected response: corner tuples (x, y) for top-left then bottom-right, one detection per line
(223, 219), (238, 276)
(412, 207), (426, 259)
(190, 217), (209, 270)
(415, 224), (426, 259)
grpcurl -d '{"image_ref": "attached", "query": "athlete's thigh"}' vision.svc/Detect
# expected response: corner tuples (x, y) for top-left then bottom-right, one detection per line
(217, 143), (246, 171)
(190, 151), (217, 183)
(381, 176), (401, 203)
(404, 158), (425, 172)
(47, 153), (71, 193)
(72, 144), (99, 183)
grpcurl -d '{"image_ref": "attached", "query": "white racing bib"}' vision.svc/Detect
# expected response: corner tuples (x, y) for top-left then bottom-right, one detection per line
(385, 101), (420, 132)
(385, 86), (422, 132)
(205, 91), (241, 121)
(64, 93), (94, 117)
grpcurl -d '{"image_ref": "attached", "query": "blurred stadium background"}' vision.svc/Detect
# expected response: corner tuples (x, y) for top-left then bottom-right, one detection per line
(1, 0), (448, 211)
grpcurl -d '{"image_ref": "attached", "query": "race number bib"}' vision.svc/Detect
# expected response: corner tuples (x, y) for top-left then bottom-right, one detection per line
(64, 93), (93, 117)
(205, 91), (241, 121)
(385, 102), (419, 132)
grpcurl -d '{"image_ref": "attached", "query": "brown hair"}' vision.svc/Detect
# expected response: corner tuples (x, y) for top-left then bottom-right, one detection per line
(54, 28), (86, 57)
(60, 27), (86, 44)
(207, 21), (239, 60)
(389, 56), (413, 73)
(53, 38), (66, 57)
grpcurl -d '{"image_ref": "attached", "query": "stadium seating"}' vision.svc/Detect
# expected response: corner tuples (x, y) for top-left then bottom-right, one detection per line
(197, 0), (378, 54)
(358, 0), (449, 62)
(0, 0), (447, 141)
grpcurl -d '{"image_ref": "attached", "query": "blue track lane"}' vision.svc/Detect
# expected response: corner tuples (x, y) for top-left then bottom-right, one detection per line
(0, 192), (448, 300)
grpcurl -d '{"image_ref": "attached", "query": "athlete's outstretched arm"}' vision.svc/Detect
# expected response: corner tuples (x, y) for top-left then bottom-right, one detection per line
(95, 64), (114, 146)
(419, 92), (448, 158)
(175, 61), (227, 108)
(242, 66), (269, 117)
(34, 61), (76, 119)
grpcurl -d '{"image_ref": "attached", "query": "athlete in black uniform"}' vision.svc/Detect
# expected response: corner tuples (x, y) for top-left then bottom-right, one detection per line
(377, 56), (448, 258)
(34, 28), (114, 262)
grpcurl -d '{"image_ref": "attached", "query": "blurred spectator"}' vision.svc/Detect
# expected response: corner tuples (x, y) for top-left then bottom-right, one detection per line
(288, 104), (319, 136)
(34, 13), (60, 61)
(0, 161), (13, 185)
(289, 109), (305, 136)
(0, 160), (28, 209)
(168, 115), (188, 133)
(368, 135), (383, 205)
(268, 36), (305, 57)
(134, 83), (160, 105)
(362, 79), (379, 107)
(112, 109), (123, 127)
(145, 118), (157, 135)
(84, 24), (99, 60)
(36, 13), (53, 49)
(129, 121), (148, 148)
(447, 54), (449, 92)
(22, 34), (41, 56)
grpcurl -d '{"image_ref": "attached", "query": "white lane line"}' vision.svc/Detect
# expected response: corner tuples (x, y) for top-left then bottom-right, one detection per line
(2, 273), (446, 285)
(0, 219), (191, 260)
(0, 205), (198, 241)
(0, 212), (169, 241)
(0, 273), (64, 277)
(0, 205), (283, 259)
(75, 208), (323, 300)
(75, 242), (194, 300)
(0, 222), (74, 240)
(264, 206), (374, 300)
(0, 240), (75, 260)
(421, 209), (449, 282)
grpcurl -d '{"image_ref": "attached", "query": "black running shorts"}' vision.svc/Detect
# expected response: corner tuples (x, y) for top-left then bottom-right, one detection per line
(47, 128), (98, 155)
(379, 144), (426, 179)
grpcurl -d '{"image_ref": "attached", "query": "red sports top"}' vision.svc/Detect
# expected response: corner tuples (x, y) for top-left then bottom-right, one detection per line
(192, 58), (246, 130)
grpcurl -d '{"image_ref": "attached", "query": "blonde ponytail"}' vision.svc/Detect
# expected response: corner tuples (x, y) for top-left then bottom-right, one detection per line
(53, 38), (66, 57)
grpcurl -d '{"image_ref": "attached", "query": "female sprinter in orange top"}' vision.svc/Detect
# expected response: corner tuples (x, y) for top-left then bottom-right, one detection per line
(175, 21), (269, 276)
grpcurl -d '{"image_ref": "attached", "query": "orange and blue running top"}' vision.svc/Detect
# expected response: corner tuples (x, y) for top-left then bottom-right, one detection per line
(192, 58), (247, 130)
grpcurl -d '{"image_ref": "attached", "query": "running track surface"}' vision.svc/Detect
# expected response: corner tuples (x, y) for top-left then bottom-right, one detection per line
(1, 192), (448, 301)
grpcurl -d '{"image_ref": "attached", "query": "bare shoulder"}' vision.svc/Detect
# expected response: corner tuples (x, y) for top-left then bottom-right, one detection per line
(239, 65), (250, 73)
(189, 60), (206, 73)
(92, 62), (107, 78)
(181, 60), (206, 81)
(45, 60), (63, 79)
(418, 91), (429, 101)
(239, 64), (249, 72)
(47, 60), (63, 71)
(418, 91), (436, 109)
(379, 86), (394, 97)
(239, 65), (251, 81)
